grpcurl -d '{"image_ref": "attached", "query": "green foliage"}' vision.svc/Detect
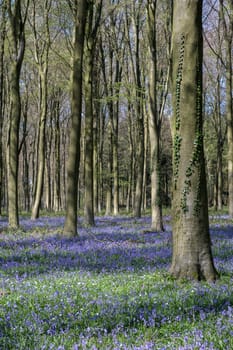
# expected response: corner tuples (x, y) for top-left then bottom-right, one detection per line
(180, 63), (203, 214)
(173, 34), (185, 190)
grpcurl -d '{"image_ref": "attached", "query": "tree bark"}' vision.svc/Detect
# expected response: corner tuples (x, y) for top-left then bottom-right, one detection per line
(83, 0), (102, 225)
(170, 0), (218, 281)
(63, 0), (88, 236)
(31, 0), (51, 219)
(31, 72), (47, 218)
(54, 93), (61, 212)
(84, 51), (95, 225)
(0, 2), (6, 216)
(147, 0), (164, 231)
(7, 0), (28, 228)
(219, 0), (233, 216)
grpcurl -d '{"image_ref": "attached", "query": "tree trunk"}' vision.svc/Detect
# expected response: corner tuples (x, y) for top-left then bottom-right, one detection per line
(83, 0), (102, 225)
(54, 94), (61, 212)
(31, 0), (51, 219)
(22, 97), (30, 212)
(219, 0), (233, 216)
(84, 53), (95, 225)
(31, 72), (47, 219)
(105, 128), (112, 216)
(0, 2), (6, 216)
(63, 0), (88, 236)
(112, 61), (121, 216)
(133, 6), (144, 218)
(170, 0), (218, 281)
(147, 0), (164, 231)
(7, 0), (28, 228)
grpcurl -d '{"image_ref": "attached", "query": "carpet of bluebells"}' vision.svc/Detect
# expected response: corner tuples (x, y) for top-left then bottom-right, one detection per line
(0, 213), (233, 350)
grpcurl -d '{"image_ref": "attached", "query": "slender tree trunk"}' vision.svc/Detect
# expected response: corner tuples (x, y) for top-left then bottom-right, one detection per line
(45, 111), (53, 211)
(0, 2), (6, 216)
(170, 0), (218, 281)
(31, 72), (48, 219)
(219, 0), (233, 216)
(126, 103), (134, 212)
(143, 112), (148, 211)
(7, 63), (21, 227)
(133, 10), (144, 218)
(105, 127), (112, 215)
(147, 0), (164, 231)
(54, 96), (61, 212)
(22, 97), (30, 212)
(112, 99), (119, 216)
(84, 55), (95, 225)
(93, 112), (98, 214)
(64, 0), (88, 236)
(112, 61), (121, 216)
(31, 0), (51, 219)
(98, 106), (105, 213)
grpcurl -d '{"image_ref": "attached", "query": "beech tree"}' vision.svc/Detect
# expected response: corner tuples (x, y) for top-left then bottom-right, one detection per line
(30, 0), (52, 219)
(0, 1), (7, 216)
(63, 0), (88, 236)
(147, 0), (164, 231)
(170, 0), (218, 281)
(219, 0), (233, 217)
(83, 0), (102, 225)
(6, 0), (29, 228)
(125, 1), (145, 218)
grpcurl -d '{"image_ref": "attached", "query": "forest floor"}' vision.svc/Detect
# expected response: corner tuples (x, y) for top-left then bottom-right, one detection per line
(0, 213), (233, 349)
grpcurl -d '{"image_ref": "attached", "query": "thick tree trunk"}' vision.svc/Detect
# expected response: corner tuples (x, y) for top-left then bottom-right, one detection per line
(170, 0), (218, 281)
(64, 0), (88, 236)
(83, 0), (102, 224)
(7, 0), (27, 227)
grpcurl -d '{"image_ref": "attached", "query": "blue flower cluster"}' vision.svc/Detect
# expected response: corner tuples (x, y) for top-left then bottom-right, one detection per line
(0, 214), (232, 349)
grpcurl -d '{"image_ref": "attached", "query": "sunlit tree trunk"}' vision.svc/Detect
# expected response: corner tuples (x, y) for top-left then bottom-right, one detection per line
(126, 1), (145, 218)
(147, 0), (164, 231)
(170, 0), (218, 281)
(63, 0), (88, 236)
(105, 125), (112, 216)
(31, 0), (51, 219)
(53, 91), (61, 212)
(126, 98), (134, 213)
(112, 62), (121, 216)
(142, 112), (148, 211)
